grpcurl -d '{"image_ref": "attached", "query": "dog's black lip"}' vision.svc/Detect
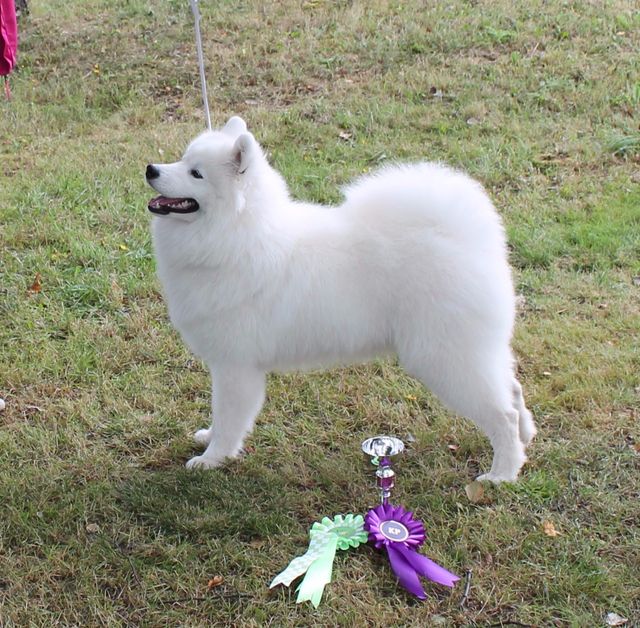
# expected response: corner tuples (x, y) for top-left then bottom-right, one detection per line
(148, 196), (200, 215)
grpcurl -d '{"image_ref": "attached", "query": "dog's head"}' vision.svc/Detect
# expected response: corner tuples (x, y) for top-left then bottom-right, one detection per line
(145, 116), (261, 220)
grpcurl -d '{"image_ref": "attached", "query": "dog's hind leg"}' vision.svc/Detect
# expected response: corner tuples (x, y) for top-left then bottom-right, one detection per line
(512, 377), (536, 446)
(472, 405), (525, 484)
(187, 366), (266, 470)
(400, 347), (526, 484)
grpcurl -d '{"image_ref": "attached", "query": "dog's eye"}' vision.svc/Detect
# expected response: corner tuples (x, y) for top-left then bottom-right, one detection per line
(190, 169), (203, 179)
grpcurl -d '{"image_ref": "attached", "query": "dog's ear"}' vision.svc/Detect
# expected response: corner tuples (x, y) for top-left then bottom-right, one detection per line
(231, 133), (255, 175)
(222, 116), (247, 137)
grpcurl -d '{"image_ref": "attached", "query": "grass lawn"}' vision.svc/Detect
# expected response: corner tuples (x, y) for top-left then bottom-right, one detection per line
(1, 0), (639, 625)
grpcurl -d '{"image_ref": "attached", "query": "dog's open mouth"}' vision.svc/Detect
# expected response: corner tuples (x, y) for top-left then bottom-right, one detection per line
(148, 196), (199, 215)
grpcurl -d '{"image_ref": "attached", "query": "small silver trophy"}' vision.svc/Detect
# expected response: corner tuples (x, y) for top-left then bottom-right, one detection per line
(361, 435), (405, 505)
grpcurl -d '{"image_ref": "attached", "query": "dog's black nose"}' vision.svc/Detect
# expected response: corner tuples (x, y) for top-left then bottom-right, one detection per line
(146, 164), (160, 180)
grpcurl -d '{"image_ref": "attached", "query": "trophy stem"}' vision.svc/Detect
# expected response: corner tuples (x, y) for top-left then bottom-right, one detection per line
(377, 457), (395, 505)
(362, 436), (404, 505)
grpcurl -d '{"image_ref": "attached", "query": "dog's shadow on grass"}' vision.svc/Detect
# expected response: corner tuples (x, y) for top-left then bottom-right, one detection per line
(117, 462), (297, 542)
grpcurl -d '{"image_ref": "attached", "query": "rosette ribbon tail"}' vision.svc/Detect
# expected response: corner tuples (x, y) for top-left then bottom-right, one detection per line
(395, 542), (460, 587)
(295, 536), (338, 608)
(386, 543), (460, 599)
(386, 543), (428, 599)
(269, 541), (324, 590)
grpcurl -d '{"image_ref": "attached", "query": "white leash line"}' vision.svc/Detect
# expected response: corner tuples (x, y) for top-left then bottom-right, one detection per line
(189, 0), (212, 130)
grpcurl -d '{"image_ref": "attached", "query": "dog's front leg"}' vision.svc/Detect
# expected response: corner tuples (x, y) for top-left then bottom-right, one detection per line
(186, 366), (266, 470)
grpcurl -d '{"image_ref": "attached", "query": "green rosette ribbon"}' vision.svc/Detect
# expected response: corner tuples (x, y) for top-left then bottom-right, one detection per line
(270, 514), (367, 607)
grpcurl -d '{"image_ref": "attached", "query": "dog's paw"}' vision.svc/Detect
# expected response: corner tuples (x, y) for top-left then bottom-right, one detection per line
(193, 428), (213, 446)
(476, 472), (516, 485)
(185, 454), (221, 470)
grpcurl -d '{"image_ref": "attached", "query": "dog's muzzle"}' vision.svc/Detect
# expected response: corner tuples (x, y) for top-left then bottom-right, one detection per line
(146, 164), (199, 215)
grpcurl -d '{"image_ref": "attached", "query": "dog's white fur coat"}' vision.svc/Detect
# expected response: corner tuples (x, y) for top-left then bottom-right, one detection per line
(147, 116), (535, 482)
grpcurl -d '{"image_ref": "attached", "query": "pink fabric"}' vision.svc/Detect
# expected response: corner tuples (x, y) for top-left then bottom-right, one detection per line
(0, 0), (18, 77)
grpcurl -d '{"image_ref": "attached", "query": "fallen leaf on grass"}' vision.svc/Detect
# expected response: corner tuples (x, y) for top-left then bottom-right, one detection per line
(448, 443), (459, 452)
(605, 612), (628, 626)
(207, 576), (224, 590)
(28, 273), (42, 293)
(465, 481), (485, 503)
(542, 520), (561, 537)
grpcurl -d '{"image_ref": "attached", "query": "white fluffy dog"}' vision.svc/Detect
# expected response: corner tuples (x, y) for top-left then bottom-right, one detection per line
(146, 116), (535, 483)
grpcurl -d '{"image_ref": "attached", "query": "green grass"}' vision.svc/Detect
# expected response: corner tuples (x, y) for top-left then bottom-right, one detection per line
(1, 1), (639, 625)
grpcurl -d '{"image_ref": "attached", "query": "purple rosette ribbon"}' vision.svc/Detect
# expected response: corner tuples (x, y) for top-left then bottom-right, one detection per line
(364, 503), (460, 599)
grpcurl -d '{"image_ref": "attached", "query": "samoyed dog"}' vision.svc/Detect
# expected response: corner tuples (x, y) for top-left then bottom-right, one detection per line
(145, 116), (535, 483)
